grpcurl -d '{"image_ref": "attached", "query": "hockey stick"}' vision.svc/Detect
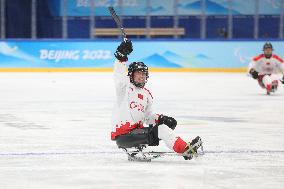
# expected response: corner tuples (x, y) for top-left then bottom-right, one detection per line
(108, 6), (127, 40)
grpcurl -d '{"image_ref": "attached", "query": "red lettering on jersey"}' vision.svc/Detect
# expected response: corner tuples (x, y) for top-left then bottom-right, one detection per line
(272, 54), (284, 63)
(130, 101), (145, 112)
(266, 62), (270, 65)
(143, 87), (153, 99)
(138, 93), (143, 100)
(253, 54), (265, 61)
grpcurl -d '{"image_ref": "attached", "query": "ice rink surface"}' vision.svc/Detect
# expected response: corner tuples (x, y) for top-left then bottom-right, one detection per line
(0, 72), (284, 189)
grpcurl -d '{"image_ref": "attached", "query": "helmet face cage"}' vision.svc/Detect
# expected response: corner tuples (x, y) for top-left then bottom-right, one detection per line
(128, 62), (149, 88)
(263, 42), (273, 58)
(263, 42), (273, 51)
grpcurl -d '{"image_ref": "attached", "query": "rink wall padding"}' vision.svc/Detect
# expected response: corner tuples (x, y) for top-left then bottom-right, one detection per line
(0, 40), (283, 72)
(0, 68), (246, 72)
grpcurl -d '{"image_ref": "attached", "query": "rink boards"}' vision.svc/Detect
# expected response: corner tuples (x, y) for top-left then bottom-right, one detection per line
(0, 40), (283, 72)
(0, 67), (246, 72)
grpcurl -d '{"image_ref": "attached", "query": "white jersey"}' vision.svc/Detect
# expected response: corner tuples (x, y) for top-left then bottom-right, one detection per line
(248, 54), (284, 75)
(111, 60), (159, 140)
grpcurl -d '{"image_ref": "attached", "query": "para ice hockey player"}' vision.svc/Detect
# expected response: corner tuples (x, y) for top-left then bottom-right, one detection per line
(248, 42), (284, 95)
(110, 39), (202, 160)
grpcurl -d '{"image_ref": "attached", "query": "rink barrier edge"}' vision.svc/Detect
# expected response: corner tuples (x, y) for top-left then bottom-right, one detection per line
(0, 68), (247, 72)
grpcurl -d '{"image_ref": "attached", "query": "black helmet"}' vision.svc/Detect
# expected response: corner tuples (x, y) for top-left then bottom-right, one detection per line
(128, 62), (149, 88)
(263, 42), (273, 50)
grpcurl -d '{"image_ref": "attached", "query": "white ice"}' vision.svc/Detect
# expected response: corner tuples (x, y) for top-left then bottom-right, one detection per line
(0, 72), (284, 189)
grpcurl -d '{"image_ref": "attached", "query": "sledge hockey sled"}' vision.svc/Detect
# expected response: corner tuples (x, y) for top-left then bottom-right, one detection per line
(115, 127), (204, 162)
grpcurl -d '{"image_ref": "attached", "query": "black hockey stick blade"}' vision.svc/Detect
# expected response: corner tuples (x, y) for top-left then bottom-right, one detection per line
(108, 6), (127, 39)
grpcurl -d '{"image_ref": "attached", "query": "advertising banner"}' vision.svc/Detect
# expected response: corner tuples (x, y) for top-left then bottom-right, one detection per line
(48, 0), (283, 16)
(0, 40), (283, 71)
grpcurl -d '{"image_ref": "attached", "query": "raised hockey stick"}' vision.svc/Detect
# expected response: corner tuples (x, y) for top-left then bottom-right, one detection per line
(108, 6), (127, 40)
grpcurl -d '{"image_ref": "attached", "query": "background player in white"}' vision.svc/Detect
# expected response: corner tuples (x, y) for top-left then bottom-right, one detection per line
(248, 42), (284, 95)
(111, 39), (202, 159)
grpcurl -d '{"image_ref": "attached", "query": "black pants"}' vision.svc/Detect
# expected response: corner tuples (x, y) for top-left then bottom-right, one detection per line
(115, 125), (159, 148)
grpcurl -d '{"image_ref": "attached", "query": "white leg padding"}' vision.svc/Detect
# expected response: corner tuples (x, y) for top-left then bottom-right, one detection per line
(262, 75), (272, 87)
(158, 124), (179, 150)
(270, 75), (279, 84)
(262, 75), (279, 87)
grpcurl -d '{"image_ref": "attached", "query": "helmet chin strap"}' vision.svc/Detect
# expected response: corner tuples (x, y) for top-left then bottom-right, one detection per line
(133, 82), (145, 88)
(132, 79), (147, 88)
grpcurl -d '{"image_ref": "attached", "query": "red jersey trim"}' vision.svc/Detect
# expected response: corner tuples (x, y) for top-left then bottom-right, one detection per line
(253, 54), (265, 62)
(143, 87), (153, 99)
(154, 114), (161, 125)
(272, 54), (284, 63)
(111, 121), (144, 140)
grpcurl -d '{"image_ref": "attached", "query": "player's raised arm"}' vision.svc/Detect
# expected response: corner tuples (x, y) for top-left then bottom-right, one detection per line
(113, 40), (133, 91)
